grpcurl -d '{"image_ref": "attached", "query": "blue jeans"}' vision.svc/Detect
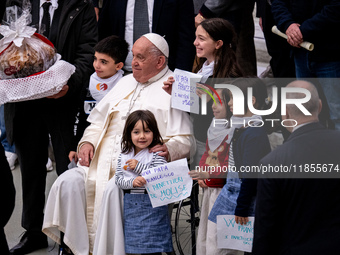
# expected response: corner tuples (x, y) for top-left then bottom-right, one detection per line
(0, 105), (16, 153)
(294, 49), (340, 130)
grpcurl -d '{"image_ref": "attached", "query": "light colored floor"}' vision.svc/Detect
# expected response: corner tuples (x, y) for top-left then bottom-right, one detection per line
(5, 165), (59, 254)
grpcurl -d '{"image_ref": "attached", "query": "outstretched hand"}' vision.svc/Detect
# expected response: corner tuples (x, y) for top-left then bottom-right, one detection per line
(188, 169), (210, 180)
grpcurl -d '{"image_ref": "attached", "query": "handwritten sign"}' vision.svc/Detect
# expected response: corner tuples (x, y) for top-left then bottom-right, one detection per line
(143, 158), (192, 208)
(217, 215), (254, 252)
(171, 69), (202, 114)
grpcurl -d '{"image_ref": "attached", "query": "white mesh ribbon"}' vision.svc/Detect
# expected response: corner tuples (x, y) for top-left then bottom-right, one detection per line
(0, 9), (36, 48)
(0, 54), (76, 104)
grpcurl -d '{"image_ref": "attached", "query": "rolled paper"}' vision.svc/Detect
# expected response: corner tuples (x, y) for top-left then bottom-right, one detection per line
(272, 26), (314, 51)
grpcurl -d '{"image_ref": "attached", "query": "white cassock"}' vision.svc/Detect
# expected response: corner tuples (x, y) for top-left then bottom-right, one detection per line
(42, 66), (195, 255)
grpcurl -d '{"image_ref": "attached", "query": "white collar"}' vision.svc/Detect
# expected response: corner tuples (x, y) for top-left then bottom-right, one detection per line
(198, 60), (214, 83)
(40, 0), (58, 9)
(141, 66), (169, 85)
(292, 121), (317, 132)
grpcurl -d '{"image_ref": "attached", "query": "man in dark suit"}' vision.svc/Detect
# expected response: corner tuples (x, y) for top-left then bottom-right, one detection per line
(271, 0), (340, 130)
(97, 0), (196, 72)
(3, 0), (97, 254)
(256, 0), (295, 78)
(253, 80), (340, 255)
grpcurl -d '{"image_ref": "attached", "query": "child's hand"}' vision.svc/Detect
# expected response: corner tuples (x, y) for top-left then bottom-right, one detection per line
(189, 169), (210, 180)
(196, 83), (212, 101)
(162, 76), (175, 95)
(198, 179), (208, 188)
(126, 159), (138, 170)
(133, 176), (146, 188)
(235, 216), (249, 225)
(68, 151), (78, 163)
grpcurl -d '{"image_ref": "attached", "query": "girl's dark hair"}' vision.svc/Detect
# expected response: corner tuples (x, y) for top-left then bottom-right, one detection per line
(121, 110), (163, 153)
(219, 88), (233, 120)
(193, 18), (244, 78)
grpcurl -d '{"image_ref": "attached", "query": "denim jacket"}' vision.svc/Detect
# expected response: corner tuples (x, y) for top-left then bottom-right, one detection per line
(208, 126), (271, 223)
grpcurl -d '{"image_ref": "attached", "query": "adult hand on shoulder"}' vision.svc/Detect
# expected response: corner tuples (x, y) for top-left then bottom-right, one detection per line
(47, 85), (69, 99)
(78, 143), (94, 167)
(286, 23), (303, 48)
(162, 76), (175, 95)
(150, 144), (169, 160)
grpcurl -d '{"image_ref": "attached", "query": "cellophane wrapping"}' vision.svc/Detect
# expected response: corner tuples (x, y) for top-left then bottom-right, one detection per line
(0, 5), (76, 104)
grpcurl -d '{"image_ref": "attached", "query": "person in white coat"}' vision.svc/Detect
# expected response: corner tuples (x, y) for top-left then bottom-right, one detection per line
(42, 33), (195, 255)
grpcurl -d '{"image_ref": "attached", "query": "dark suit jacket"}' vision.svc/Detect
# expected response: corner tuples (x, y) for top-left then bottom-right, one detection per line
(97, 0), (196, 71)
(0, 1), (5, 21)
(253, 122), (340, 255)
(271, 0), (340, 62)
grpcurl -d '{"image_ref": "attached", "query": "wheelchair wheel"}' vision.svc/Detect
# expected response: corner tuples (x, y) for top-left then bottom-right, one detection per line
(173, 182), (201, 255)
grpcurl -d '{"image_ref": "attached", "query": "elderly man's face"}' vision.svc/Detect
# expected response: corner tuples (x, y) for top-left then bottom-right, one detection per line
(131, 37), (161, 83)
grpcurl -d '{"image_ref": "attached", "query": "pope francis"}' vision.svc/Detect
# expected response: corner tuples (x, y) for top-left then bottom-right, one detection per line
(42, 33), (195, 255)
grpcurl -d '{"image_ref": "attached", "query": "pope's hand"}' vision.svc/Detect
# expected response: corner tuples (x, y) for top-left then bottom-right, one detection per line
(150, 144), (169, 161)
(78, 143), (94, 167)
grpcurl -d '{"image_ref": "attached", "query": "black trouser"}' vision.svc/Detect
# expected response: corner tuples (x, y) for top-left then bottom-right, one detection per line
(9, 99), (74, 232)
(221, 5), (257, 76)
(0, 144), (15, 254)
(262, 2), (296, 78)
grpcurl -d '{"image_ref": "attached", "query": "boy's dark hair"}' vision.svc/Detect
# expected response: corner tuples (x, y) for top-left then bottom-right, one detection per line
(94, 35), (129, 63)
(231, 77), (268, 111)
(121, 110), (163, 153)
(230, 77), (277, 133)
